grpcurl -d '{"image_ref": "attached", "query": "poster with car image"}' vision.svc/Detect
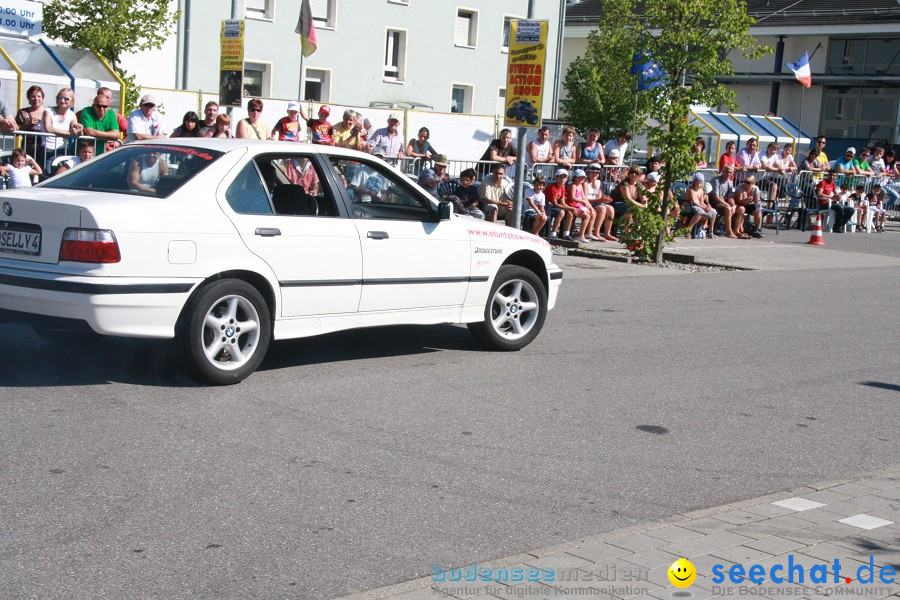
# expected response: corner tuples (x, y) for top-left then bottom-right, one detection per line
(219, 20), (244, 107)
(504, 20), (548, 128)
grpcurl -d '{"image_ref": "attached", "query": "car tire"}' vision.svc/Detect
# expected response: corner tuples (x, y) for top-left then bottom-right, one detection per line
(180, 279), (271, 385)
(468, 265), (547, 351)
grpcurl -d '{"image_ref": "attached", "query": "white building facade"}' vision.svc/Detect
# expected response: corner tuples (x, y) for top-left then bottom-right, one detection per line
(120, 0), (567, 118)
(562, 0), (900, 149)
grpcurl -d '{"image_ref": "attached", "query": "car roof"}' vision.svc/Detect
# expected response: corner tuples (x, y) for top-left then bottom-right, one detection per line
(129, 138), (373, 161)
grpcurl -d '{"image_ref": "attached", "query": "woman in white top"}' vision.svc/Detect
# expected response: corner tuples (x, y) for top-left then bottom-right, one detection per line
(760, 142), (786, 203)
(777, 143), (797, 174)
(42, 87), (84, 170)
(128, 151), (170, 194)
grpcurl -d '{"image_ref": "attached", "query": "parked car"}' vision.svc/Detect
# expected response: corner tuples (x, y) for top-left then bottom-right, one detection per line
(0, 139), (563, 384)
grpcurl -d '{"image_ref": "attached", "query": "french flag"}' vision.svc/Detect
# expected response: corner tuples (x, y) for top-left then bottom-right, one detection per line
(785, 51), (812, 88)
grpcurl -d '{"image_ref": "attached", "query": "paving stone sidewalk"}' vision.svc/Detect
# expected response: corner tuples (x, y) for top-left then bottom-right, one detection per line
(337, 467), (900, 600)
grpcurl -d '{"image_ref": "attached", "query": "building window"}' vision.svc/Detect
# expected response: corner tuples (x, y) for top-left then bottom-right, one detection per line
(243, 62), (271, 98)
(384, 29), (406, 82)
(455, 9), (477, 48)
(304, 68), (331, 102)
(827, 37), (900, 76)
(502, 17), (515, 52)
(388, 0), (409, 4)
(451, 84), (472, 114)
(497, 88), (506, 117)
(245, 0), (274, 20)
(310, 0), (336, 29)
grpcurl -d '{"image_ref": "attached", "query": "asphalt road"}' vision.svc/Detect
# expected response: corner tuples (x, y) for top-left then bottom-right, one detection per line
(1, 254), (898, 599)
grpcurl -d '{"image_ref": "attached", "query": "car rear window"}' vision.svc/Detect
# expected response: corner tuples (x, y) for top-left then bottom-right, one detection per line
(42, 145), (224, 198)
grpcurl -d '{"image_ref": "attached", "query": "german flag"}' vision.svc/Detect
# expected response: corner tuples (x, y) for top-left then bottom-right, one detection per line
(295, 0), (318, 58)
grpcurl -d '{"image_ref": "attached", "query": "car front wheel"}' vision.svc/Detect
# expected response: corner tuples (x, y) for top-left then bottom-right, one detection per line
(180, 279), (271, 385)
(468, 265), (547, 351)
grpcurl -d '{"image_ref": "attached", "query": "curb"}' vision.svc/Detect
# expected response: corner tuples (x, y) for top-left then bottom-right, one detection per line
(333, 464), (900, 600)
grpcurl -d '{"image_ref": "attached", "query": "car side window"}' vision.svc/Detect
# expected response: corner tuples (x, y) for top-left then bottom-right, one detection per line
(258, 155), (339, 217)
(329, 157), (433, 221)
(225, 162), (273, 215)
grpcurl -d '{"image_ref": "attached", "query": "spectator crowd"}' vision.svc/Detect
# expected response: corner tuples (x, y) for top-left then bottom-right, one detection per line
(0, 87), (896, 239)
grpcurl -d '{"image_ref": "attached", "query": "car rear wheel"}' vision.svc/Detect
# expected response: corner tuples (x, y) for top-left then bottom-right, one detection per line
(180, 279), (271, 385)
(468, 265), (547, 351)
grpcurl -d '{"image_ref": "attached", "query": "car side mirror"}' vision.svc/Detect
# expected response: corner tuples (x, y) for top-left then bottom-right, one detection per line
(437, 201), (453, 221)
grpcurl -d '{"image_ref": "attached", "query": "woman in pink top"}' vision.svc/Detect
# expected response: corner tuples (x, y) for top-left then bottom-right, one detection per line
(566, 169), (597, 243)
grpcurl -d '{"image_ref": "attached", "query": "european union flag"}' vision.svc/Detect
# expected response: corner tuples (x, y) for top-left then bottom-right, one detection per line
(631, 50), (668, 91)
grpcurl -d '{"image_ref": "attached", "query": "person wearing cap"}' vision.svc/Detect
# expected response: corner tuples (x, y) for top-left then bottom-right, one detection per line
(832, 147), (858, 176)
(333, 109), (366, 151)
(604, 147), (621, 167)
(735, 174), (763, 237)
(271, 101), (304, 142)
(417, 154), (450, 199)
(709, 166), (739, 238)
(306, 104), (333, 145)
(125, 94), (166, 144)
(236, 98), (269, 140)
(642, 155), (662, 184)
(544, 168), (577, 239)
(683, 172), (717, 239)
(368, 113), (405, 165)
(603, 129), (631, 166)
(566, 168), (597, 243)
(80, 92), (121, 154)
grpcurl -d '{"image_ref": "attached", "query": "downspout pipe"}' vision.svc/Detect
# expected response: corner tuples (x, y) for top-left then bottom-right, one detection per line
(769, 35), (785, 115)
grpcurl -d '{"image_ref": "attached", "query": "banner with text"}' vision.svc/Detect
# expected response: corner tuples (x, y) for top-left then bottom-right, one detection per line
(0, 0), (42, 37)
(219, 20), (244, 107)
(503, 20), (548, 129)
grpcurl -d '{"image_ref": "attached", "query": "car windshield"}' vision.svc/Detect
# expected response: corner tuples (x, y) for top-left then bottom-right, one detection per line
(41, 145), (224, 198)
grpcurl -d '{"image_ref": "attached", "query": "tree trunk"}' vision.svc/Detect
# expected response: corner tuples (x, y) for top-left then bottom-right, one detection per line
(655, 170), (672, 264)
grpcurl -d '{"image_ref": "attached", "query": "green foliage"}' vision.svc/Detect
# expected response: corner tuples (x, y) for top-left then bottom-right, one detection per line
(563, 0), (770, 261)
(616, 189), (681, 262)
(42, 0), (180, 108)
(561, 0), (651, 141)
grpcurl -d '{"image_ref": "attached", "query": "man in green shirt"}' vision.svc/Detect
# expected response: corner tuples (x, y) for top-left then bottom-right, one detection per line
(79, 94), (120, 154)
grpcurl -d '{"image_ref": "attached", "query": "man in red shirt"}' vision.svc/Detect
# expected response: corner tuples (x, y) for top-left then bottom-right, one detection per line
(816, 170), (853, 232)
(544, 169), (576, 239)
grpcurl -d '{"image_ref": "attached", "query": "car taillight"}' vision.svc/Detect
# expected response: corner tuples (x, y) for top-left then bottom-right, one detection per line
(59, 229), (121, 263)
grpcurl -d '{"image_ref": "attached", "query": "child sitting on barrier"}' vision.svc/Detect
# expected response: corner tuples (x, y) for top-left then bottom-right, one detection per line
(522, 176), (550, 236)
(867, 185), (887, 232)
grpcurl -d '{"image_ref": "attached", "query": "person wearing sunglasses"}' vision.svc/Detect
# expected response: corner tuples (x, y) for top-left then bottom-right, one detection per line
(832, 147), (858, 177)
(79, 92), (121, 154)
(853, 148), (874, 177)
(236, 98), (269, 140)
(42, 87), (84, 170)
(125, 94), (167, 143)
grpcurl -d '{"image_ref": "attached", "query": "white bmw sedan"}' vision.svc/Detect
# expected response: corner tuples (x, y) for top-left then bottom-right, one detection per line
(0, 139), (562, 384)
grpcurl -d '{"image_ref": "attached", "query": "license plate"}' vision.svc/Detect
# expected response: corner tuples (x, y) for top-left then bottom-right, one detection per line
(0, 221), (42, 256)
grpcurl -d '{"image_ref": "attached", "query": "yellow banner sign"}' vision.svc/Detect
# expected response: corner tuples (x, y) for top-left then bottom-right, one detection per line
(504, 20), (548, 128)
(220, 19), (244, 107)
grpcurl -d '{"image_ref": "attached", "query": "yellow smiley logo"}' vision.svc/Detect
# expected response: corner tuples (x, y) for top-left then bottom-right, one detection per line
(668, 558), (697, 588)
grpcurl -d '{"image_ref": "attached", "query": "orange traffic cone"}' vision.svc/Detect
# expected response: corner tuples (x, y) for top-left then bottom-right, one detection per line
(807, 214), (825, 246)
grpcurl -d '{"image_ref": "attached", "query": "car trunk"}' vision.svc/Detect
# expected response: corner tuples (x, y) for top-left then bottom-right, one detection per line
(0, 190), (86, 265)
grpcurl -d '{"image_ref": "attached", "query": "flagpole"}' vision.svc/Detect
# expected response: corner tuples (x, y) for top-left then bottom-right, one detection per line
(799, 85), (804, 139)
(631, 93), (638, 167)
(298, 54), (305, 102)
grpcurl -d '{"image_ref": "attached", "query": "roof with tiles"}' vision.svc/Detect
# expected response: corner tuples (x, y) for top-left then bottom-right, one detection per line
(564, 0), (900, 26)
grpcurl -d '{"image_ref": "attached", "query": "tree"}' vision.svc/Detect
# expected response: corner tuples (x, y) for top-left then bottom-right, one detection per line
(564, 0), (769, 262)
(561, 12), (653, 141)
(42, 0), (181, 107)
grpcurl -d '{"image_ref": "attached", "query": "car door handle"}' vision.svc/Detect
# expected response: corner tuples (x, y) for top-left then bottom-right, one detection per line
(255, 228), (281, 237)
(367, 231), (389, 240)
